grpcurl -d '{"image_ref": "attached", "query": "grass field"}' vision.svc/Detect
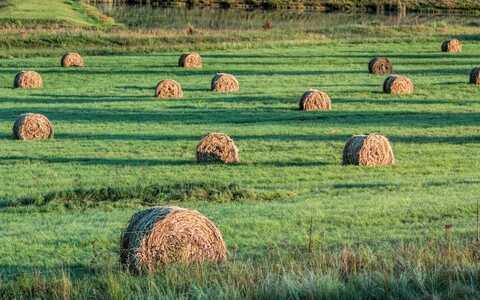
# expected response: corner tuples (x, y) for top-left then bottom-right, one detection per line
(0, 0), (113, 28)
(1, 1), (480, 299)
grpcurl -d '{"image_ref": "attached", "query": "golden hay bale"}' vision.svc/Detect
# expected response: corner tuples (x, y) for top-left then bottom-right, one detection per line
(441, 39), (462, 53)
(178, 52), (202, 69)
(211, 73), (239, 93)
(368, 57), (393, 75)
(342, 134), (395, 166)
(120, 206), (227, 273)
(383, 75), (414, 95)
(61, 52), (84, 67)
(13, 71), (43, 89)
(12, 113), (54, 140)
(470, 67), (480, 85)
(155, 79), (183, 99)
(196, 132), (239, 163)
(299, 89), (332, 111)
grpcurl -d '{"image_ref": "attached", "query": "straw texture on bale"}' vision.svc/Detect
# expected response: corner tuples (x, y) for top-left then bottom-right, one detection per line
(120, 206), (227, 273)
(383, 75), (414, 95)
(368, 57), (393, 75)
(178, 52), (202, 69)
(470, 67), (480, 85)
(12, 113), (54, 140)
(299, 89), (332, 111)
(155, 80), (183, 99)
(441, 39), (462, 53)
(342, 134), (395, 166)
(211, 73), (239, 93)
(196, 133), (239, 163)
(61, 52), (84, 67)
(14, 71), (43, 89)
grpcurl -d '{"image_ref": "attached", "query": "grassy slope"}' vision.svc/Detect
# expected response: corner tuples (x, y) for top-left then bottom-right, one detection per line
(0, 0), (113, 27)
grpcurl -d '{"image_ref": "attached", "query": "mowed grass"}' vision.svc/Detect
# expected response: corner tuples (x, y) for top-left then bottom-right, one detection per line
(0, 39), (479, 279)
(0, 0), (112, 27)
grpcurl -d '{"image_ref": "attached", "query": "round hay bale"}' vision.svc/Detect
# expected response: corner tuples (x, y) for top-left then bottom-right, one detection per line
(196, 133), (239, 163)
(12, 113), (54, 140)
(13, 71), (43, 89)
(383, 75), (414, 95)
(342, 134), (395, 166)
(299, 89), (332, 111)
(211, 73), (239, 93)
(470, 67), (480, 85)
(441, 39), (462, 53)
(178, 52), (202, 69)
(368, 57), (393, 75)
(120, 206), (227, 273)
(61, 52), (84, 67)
(155, 79), (183, 99)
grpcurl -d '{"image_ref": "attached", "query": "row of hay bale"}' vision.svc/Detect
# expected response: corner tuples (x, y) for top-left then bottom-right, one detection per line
(10, 113), (394, 166)
(15, 47), (479, 112)
(13, 70), (240, 96)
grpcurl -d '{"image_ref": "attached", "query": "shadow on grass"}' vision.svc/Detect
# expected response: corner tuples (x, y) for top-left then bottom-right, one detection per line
(0, 156), (195, 166)
(1, 108), (477, 128)
(0, 95), (152, 104)
(3, 131), (474, 145)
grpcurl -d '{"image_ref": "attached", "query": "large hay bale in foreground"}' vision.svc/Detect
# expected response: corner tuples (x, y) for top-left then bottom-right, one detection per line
(61, 52), (84, 67)
(368, 57), (393, 75)
(342, 134), (395, 166)
(383, 75), (414, 95)
(196, 133), (239, 163)
(178, 52), (202, 69)
(14, 71), (43, 89)
(299, 89), (332, 111)
(211, 73), (239, 93)
(441, 39), (462, 53)
(120, 206), (227, 273)
(13, 113), (54, 140)
(470, 67), (480, 85)
(155, 79), (183, 99)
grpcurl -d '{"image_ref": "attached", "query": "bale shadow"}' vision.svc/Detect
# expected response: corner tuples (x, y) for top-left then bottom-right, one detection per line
(0, 156), (195, 167)
(1, 106), (479, 128)
(51, 133), (480, 145)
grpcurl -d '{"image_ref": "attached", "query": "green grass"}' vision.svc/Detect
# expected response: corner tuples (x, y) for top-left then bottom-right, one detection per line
(1, 40), (480, 287)
(0, 0), (114, 28)
(1, 3), (480, 298)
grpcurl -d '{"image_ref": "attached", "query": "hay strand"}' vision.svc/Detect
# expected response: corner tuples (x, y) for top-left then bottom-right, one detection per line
(470, 67), (480, 85)
(441, 39), (462, 53)
(14, 71), (43, 89)
(61, 52), (84, 67)
(12, 113), (54, 140)
(120, 206), (227, 273)
(196, 133), (239, 163)
(211, 73), (239, 93)
(368, 57), (393, 75)
(299, 89), (332, 111)
(383, 75), (414, 95)
(178, 52), (202, 69)
(342, 134), (395, 166)
(155, 80), (183, 99)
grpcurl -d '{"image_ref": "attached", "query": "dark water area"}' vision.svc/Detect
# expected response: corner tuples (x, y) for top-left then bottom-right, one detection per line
(95, 3), (480, 31)
(89, 0), (480, 14)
